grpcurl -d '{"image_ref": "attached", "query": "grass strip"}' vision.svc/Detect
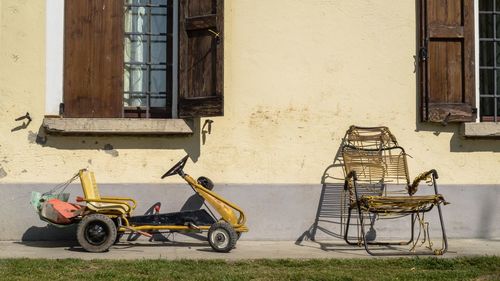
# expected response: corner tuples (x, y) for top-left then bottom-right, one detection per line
(0, 256), (499, 281)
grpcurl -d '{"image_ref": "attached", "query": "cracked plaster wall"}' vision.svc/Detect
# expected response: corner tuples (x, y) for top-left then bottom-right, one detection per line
(0, 0), (498, 186)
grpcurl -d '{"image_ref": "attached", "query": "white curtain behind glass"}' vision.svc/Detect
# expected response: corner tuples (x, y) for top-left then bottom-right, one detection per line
(124, 0), (167, 108)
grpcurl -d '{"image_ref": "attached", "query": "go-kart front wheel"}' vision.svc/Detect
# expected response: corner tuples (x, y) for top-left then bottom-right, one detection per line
(77, 214), (117, 253)
(208, 221), (237, 253)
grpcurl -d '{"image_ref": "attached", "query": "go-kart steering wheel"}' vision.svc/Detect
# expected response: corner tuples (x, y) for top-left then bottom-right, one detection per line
(161, 155), (189, 179)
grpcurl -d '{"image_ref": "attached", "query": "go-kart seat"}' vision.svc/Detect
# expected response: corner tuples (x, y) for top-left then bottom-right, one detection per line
(78, 169), (136, 215)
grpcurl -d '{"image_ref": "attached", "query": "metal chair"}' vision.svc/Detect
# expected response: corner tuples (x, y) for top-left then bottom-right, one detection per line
(342, 126), (448, 255)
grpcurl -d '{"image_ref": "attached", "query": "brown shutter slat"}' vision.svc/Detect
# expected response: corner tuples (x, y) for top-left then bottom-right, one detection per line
(63, 0), (123, 118)
(178, 0), (224, 118)
(419, 0), (476, 123)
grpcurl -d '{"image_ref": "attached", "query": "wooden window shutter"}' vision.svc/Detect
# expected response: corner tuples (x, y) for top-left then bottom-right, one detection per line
(178, 0), (224, 118)
(419, 0), (476, 123)
(63, 0), (124, 118)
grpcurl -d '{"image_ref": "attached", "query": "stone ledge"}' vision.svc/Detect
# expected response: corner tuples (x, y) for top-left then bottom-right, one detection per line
(462, 122), (500, 138)
(43, 117), (194, 135)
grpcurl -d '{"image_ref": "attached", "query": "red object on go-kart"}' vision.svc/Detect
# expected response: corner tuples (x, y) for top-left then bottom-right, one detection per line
(40, 199), (82, 225)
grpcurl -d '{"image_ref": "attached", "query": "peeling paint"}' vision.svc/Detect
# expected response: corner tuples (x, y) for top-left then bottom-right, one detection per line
(8, 6), (19, 14)
(27, 131), (37, 143)
(249, 106), (310, 126)
(103, 144), (119, 157)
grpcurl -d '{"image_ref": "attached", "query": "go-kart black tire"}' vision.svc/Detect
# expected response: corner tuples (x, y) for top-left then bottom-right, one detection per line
(77, 214), (117, 253)
(208, 221), (237, 253)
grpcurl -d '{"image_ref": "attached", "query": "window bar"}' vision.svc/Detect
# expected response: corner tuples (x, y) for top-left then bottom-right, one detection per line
(125, 32), (168, 36)
(125, 3), (168, 8)
(495, 0), (498, 122)
(123, 0), (170, 118)
(146, 0), (152, 118)
(167, 0), (175, 118)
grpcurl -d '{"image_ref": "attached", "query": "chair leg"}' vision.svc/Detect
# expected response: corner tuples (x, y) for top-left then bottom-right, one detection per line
(409, 213), (415, 245)
(344, 207), (359, 246)
(360, 209), (448, 256)
(436, 203), (448, 255)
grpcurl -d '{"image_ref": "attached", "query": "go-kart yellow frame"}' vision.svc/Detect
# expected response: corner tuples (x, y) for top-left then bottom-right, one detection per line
(77, 156), (248, 252)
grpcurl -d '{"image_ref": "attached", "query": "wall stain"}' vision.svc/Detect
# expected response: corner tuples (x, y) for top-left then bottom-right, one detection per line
(0, 167), (7, 179)
(249, 106), (310, 126)
(27, 131), (37, 143)
(8, 6), (19, 14)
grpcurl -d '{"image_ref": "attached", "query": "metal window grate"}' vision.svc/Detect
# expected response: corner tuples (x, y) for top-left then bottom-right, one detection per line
(479, 0), (500, 122)
(124, 0), (173, 118)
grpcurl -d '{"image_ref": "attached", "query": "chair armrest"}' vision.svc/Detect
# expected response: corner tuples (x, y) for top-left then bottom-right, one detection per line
(346, 171), (358, 181)
(409, 169), (438, 195)
(100, 197), (137, 210)
(344, 171), (358, 190)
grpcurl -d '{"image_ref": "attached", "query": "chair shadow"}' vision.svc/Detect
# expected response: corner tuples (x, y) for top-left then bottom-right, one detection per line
(295, 134), (349, 248)
(295, 132), (373, 251)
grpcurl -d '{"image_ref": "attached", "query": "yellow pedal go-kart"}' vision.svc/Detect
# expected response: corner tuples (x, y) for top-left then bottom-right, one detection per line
(32, 155), (248, 253)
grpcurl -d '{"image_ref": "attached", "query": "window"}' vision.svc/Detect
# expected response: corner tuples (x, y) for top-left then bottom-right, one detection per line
(124, 0), (172, 118)
(62, 0), (224, 119)
(479, 0), (500, 122)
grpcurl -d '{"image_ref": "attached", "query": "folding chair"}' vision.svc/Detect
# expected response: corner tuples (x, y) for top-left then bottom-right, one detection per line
(342, 126), (448, 255)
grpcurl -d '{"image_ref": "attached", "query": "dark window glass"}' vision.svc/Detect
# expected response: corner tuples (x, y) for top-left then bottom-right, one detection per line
(479, 2), (499, 121)
(480, 0), (494, 11)
(480, 14), (494, 38)
(481, 69), (495, 95)
(480, 41), (494, 66)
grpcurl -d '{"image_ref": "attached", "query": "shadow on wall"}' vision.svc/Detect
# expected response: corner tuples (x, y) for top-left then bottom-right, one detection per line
(29, 119), (203, 161)
(295, 137), (351, 244)
(415, 123), (500, 153)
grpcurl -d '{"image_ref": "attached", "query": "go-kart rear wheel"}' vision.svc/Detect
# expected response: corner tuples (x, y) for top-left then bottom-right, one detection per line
(208, 221), (237, 253)
(77, 214), (117, 253)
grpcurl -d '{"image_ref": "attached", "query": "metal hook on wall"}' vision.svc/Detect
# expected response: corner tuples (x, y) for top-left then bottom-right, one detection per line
(11, 112), (32, 132)
(202, 119), (214, 145)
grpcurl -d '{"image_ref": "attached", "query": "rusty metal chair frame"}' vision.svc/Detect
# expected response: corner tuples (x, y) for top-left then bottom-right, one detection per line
(341, 126), (448, 256)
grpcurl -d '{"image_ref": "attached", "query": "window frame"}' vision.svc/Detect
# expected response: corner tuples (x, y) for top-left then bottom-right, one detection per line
(45, 0), (224, 125)
(123, 0), (177, 119)
(476, 0), (500, 122)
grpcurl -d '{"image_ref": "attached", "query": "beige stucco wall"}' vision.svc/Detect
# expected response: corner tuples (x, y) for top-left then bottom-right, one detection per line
(0, 0), (499, 185)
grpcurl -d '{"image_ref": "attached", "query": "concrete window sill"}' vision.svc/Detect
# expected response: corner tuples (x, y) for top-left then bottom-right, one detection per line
(462, 122), (500, 138)
(43, 117), (194, 135)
